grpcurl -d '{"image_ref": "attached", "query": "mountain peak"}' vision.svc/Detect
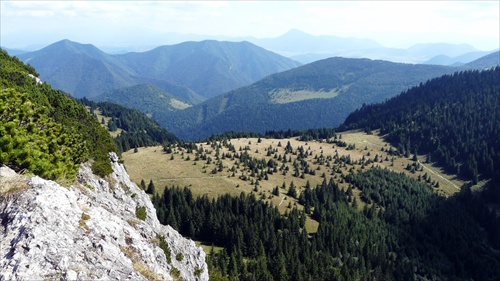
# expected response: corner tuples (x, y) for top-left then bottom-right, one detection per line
(47, 39), (103, 55)
(279, 29), (312, 39)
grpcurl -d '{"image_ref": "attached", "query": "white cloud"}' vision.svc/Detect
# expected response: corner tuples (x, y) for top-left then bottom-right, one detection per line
(1, 0), (498, 50)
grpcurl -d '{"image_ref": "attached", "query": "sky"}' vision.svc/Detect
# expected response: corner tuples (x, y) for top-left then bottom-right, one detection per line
(1, 1), (499, 51)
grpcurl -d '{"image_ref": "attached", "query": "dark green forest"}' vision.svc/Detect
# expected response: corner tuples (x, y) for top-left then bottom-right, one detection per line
(78, 98), (179, 153)
(341, 67), (500, 188)
(153, 167), (500, 280)
(0, 49), (116, 179)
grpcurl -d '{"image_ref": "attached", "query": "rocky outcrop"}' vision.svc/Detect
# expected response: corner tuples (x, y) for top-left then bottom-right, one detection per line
(0, 153), (208, 281)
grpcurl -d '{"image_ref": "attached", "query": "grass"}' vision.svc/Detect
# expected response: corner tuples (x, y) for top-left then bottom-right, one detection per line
(79, 212), (90, 229)
(120, 246), (163, 281)
(196, 241), (224, 255)
(122, 130), (467, 233)
(86, 107), (123, 138)
(158, 235), (172, 264)
(135, 206), (147, 221)
(0, 169), (30, 197)
(170, 98), (192, 110)
(269, 88), (341, 104)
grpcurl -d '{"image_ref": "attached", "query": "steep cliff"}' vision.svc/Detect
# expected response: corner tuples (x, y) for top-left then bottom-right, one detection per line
(0, 153), (208, 280)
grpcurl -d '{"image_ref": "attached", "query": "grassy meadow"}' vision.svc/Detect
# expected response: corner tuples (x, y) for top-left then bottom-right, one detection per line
(123, 130), (465, 233)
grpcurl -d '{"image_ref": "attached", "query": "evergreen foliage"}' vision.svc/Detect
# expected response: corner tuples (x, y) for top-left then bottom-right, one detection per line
(78, 98), (178, 152)
(0, 49), (116, 179)
(153, 169), (500, 280)
(341, 68), (500, 185)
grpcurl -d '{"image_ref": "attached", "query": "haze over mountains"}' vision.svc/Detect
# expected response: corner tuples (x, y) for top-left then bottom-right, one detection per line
(17, 39), (302, 101)
(246, 29), (497, 65)
(8, 29), (498, 65)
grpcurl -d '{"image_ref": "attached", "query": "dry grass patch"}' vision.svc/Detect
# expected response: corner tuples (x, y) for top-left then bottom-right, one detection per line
(0, 167), (30, 197)
(86, 107), (123, 138)
(169, 98), (191, 110)
(269, 88), (341, 104)
(120, 246), (163, 281)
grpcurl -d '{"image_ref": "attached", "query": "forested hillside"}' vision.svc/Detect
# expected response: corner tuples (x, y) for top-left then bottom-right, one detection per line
(0, 49), (116, 179)
(78, 98), (179, 153)
(90, 83), (205, 108)
(162, 57), (455, 140)
(341, 67), (500, 187)
(153, 163), (500, 280)
(91, 83), (192, 114)
(461, 50), (500, 69)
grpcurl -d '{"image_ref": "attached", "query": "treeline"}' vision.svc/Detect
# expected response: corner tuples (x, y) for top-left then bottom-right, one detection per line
(78, 98), (178, 152)
(203, 128), (339, 143)
(341, 68), (500, 186)
(0, 49), (116, 179)
(153, 167), (500, 280)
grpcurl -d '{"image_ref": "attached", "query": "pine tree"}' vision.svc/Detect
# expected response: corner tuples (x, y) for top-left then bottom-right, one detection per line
(147, 179), (156, 194)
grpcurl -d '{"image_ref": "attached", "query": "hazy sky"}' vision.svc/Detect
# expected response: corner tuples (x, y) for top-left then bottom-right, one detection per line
(1, 1), (499, 51)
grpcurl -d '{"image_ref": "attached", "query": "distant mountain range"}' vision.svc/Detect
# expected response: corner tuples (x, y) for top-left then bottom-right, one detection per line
(114, 40), (302, 99)
(158, 52), (499, 141)
(423, 50), (498, 66)
(15, 39), (301, 100)
(247, 30), (497, 64)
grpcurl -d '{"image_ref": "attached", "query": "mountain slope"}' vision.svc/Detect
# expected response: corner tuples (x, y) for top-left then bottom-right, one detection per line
(17, 39), (301, 101)
(79, 97), (180, 152)
(424, 50), (496, 66)
(161, 57), (455, 140)
(0, 47), (208, 281)
(0, 48), (116, 179)
(250, 28), (382, 56)
(91, 84), (192, 114)
(461, 50), (500, 70)
(17, 40), (140, 98)
(249, 29), (484, 64)
(341, 67), (500, 184)
(116, 40), (302, 99)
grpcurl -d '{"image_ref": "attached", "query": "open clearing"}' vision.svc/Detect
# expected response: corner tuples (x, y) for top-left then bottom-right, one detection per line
(269, 88), (341, 104)
(123, 130), (467, 233)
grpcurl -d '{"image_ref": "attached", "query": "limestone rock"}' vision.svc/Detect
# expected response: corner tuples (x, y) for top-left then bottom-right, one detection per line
(0, 153), (208, 280)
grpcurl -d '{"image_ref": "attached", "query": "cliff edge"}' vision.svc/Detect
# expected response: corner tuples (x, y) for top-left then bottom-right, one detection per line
(0, 153), (208, 280)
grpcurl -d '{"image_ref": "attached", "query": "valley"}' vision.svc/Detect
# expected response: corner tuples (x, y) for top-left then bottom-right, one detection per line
(2, 2), (499, 280)
(82, 60), (499, 281)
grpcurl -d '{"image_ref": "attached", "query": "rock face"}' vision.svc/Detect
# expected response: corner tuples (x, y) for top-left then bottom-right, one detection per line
(0, 153), (208, 281)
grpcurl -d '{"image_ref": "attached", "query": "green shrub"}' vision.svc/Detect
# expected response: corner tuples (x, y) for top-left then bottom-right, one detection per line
(0, 49), (117, 181)
(194, 268), (203, 277)
(175, 252), (184, 261)
(158, 235), (172, 264)
(135, 206), (147, 221)
(170, 267), (181, 279)
(92, 158), (113, 177)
